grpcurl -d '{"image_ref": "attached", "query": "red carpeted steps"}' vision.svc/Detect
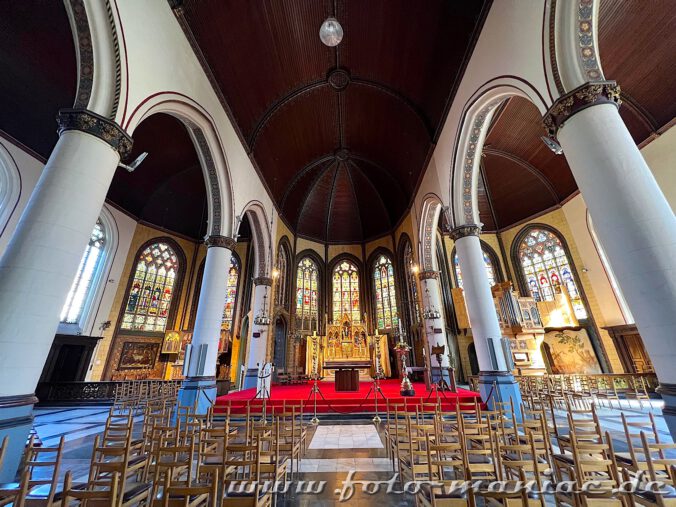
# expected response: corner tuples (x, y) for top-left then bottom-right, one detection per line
(214, 379), (482, 415)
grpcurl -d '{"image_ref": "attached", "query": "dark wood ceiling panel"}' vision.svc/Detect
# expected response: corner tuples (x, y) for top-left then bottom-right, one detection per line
(343, 85), (429, 193)
(483, 154), (559, 228)
(340, 0), (487, 133)
(182, 0), (334, 138)
(347, 164), (392, 239)
(281, 161), (329, 227)
(178, 0), (491, 242)
(296, 163), (336, 239)
(599, 0), (676, 129)
(107, 113), (206, 239)
(253, 86), (338, 199)
(0, 1), (76, 158)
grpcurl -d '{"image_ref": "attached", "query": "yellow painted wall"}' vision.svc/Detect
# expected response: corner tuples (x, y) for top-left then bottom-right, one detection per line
(499, 208), (623, 373)
(90, 224), (201, 380)
(296, 237), (323, 258)
(327, 243), (361, 263)
(364, 235), (394, 260)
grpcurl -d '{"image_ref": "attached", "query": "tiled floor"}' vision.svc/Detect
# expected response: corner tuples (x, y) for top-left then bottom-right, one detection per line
(23, 398), (672, 506)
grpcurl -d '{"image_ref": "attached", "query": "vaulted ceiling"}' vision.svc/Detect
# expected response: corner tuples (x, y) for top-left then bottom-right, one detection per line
(177, 0), (491, 242)
(477, 0), (676, 231)
(0, 1), (673, 241)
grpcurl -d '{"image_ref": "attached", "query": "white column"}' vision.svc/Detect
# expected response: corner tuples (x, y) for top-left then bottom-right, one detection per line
(178, 237), (233, 411)
(0, 109), (130, 481)
(418, 272), (450, 378)
(452, 228), (508, 372)
(0, 114), (128, 396)
(242, 277), (272, 389)
(452, 225), (521, 413)
(185, 238), (233, 378)
(552, 91), (676, 389)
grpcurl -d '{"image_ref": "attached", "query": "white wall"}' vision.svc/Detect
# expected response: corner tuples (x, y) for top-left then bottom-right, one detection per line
(643, 127), (676, 212)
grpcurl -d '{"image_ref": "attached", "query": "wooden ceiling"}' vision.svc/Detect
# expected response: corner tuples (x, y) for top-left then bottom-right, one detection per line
(178, 0), (491, 242)
(0, 1), (672, 241)
(478, 0), (676, 231)
(107, 113), (208, 239)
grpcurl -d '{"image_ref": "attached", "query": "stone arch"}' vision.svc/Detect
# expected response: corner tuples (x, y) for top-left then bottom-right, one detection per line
(124, 95), (234, 238)
(548, 0), (605, 94)
(0, 142), (21, 238)
(418, 194), (445, 272)
(240, 201), (272, 278)
(64, 0), (122, 118)
(449, 80), (547, 229)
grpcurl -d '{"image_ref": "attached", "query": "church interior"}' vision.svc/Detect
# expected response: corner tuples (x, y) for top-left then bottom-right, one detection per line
(0, 0), (674, 505)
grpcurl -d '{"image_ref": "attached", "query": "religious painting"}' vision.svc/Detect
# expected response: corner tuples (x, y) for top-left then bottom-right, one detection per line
(118, 342), (160, 370)
(161, 330), (181, 354)
(543, 329), (601, 374)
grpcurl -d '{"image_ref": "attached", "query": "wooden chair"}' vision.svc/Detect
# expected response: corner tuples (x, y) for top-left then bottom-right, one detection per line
(160, 469), (219, 507)
(149, 437), (196, 504)
(60, 470), (119, 507)
(631, 430), (676, 506)
(222, 439), (272, 507)
(0, 435), (64, 507)
(417, 431), (466, 507)
(497, 432), (549, 506)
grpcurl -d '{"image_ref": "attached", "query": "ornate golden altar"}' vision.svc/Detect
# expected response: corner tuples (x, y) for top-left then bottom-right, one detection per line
(305, 314), (391, 380)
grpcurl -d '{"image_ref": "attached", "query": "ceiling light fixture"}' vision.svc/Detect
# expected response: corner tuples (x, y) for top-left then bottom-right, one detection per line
(319, 17), (343, 47)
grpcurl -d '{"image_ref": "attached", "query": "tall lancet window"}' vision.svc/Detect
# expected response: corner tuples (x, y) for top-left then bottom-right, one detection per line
(221, 255), (239, 330)
(122, 242), (179, 332)
(275, 246), (288, 308)
(517, 227), (588, 319)
(332, 260), (360, 323)
(60, 219), (106, 324)
(453, 249), (498, 289)
(296, 257), (319, 331)
(373, 255), (399, 330)
(403, 241), (420, 322)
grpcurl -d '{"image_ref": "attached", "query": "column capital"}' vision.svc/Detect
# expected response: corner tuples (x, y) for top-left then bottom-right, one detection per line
(543, 81), (622, 139)
(253, 276), (273, 287)
(449, 224), (481, 241)
(204, 235), (236, 249)
(57, 109), (133, 158)
(418, 270), (439, 281)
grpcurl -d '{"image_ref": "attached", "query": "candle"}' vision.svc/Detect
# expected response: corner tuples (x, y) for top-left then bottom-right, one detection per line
(375, 329), (379, 336)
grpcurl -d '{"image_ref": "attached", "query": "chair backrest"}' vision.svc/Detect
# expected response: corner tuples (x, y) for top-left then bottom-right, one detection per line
(61, 469), (119, 506)
(23, 434), (65, 503)
(161, 469), (218, 507)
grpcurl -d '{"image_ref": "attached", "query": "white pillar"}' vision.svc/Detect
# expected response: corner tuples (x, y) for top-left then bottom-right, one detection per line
(179, 237), (234, 411)
(0, 109), (130, 480)
(452, 228), (508, 372)
(451, 225), (521, 413)
(242, 277), (273, 389)
(418, 271), (451, 383)
(547, 82), (676, 429)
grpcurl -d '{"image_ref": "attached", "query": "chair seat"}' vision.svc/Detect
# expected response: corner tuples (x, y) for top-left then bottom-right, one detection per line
(614, 452), (633, 465)
(635, 486), (676, 502)
(122, 482), (152, 502)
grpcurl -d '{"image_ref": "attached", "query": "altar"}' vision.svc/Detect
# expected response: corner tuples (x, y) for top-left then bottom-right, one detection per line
(305, 314), (391, 388)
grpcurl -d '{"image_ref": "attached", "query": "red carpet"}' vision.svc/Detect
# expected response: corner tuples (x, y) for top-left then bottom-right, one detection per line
(214, 379), (481, 415)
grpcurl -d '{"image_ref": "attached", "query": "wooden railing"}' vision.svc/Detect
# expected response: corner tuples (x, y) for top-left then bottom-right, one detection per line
(35, 380), (181, 405)
(467, 372), (659, 393)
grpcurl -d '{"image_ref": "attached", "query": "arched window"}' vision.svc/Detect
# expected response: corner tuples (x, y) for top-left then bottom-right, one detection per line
(373, 255), (399, 330)
(122, 242), (180, 333)
(296, 257), (319, 331)
(275, 246), (288, 308)
(222, 255), (239, 331)
(453, 249), (498, 289)
(403, 240), (420, 322)
(517, 227), (588, 319)
(60, 219), (106, 324)
(332, 260), (360, 323)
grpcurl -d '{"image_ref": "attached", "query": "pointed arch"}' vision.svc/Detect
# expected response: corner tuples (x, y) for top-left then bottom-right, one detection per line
(240, 200), (272, 278)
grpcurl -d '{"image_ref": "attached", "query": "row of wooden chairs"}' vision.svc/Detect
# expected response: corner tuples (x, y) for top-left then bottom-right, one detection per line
(383, 396), (675, 506)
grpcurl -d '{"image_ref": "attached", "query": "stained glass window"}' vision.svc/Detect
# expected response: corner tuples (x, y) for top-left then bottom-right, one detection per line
(453, 249), (497, 289)
(332, 260), (361, 323)
(275, 247), (288, 308)
(60, 219), (106, 324)
(296, 257), (318, 331)
(221, 256), (239, 330)
(122, 242), (179, 332)
(373, 255), (399, 330)
(403, 241), (420, 322)
(518, 228), (588, 319)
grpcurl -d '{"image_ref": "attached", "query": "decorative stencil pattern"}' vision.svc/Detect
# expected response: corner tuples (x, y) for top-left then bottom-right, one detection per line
(422, 202), (439, 271)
